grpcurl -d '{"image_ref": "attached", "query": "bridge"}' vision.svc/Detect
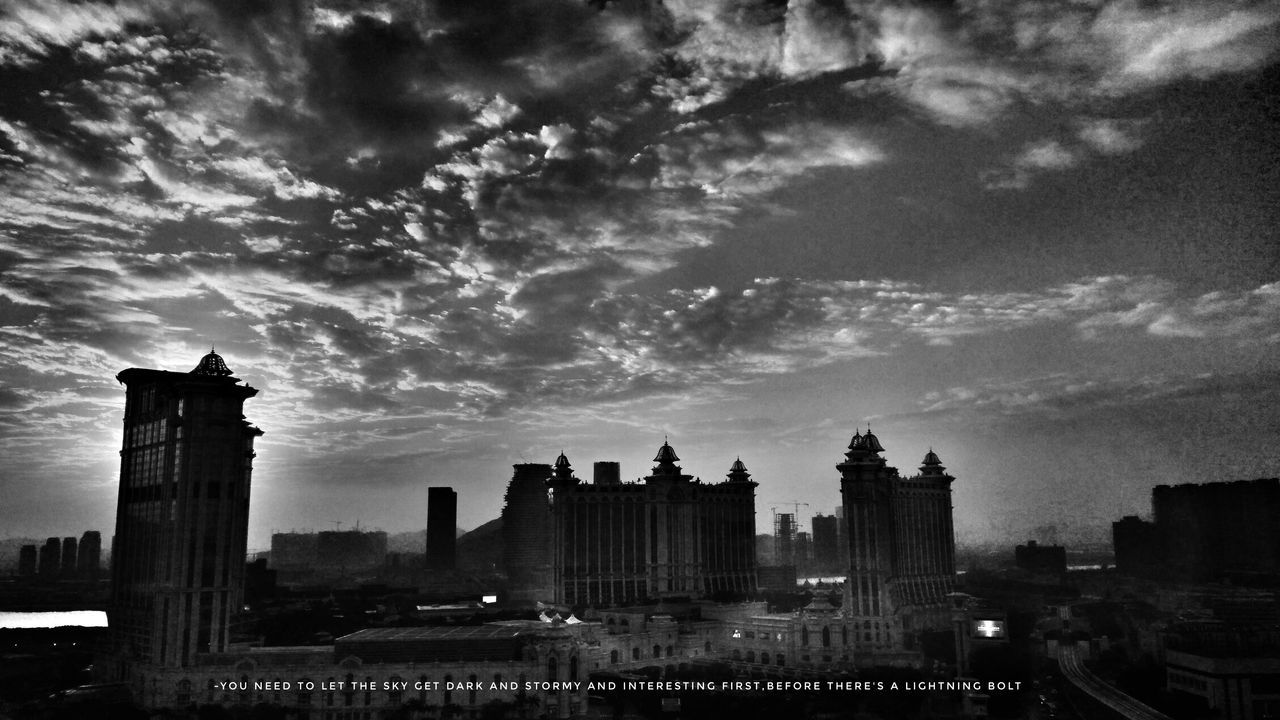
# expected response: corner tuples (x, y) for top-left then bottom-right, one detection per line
(1057, 645), (1173, 720)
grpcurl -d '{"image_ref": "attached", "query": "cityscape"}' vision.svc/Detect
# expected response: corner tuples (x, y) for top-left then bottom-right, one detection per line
(2, 1), (1279, 719)
(1, 350), (1278, 720)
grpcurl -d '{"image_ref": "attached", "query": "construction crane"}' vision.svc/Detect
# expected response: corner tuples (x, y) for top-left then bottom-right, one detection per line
(327, 520), (343, 531)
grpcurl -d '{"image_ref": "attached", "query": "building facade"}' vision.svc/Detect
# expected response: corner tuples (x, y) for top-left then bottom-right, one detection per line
(501, 442), (758, 608)
(103, 350), (263, 678)
(839, 430), (956, 656)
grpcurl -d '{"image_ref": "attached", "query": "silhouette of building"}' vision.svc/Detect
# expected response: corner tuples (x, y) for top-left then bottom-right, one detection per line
(78, 530), (101, 581)
(315, 529), (387, 571)
(811, 514), (839, 572)
(502, 463), (556, 605)
(593, 461), (621, 485)
(18, 544), (37, 576)
(38, 537), (60, 578)
(1155, 479), (1279, 581)
(1111, 479), (1280, 581)
(774, 512), (797, 566)
(60, 536), (78, 578)
(426, 486), (457, 571)
(548, 444), (757, 607)
(1112, 515), (1161, 577)
(839, 431), (956, 656)
(269, 531), (318, 570)
(103, 349), (262, 678)
(1014, 540), (1067, 575)
(502, 442), (758, 607)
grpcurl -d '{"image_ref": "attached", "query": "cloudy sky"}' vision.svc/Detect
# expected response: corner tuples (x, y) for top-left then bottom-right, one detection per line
(1, 0), (1277, 550)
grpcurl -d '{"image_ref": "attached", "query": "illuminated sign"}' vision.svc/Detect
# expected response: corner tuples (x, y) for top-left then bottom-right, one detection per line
(972, 619), (1005, 639)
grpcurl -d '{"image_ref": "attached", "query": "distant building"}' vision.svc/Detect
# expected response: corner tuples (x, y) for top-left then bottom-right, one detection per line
(78, 530), (101, 581)
(502, 443), (758, 608)
(757, 565), (798, 590)
(547, 444), (757, 606)
(38, 537), (60, 578)
(1155, 479), (1280, 581)
(502, 463), (556, 605)
(102, 350), (263, 677)
(425, 486), (457, 570)
(775, 512), (796, 566)
(269, 531), (318, 569)
(18, 544), (37, 576)
(60, 536), (78, 578)
(839, 431), (956, 657)
(316, 530), (387, 571)
(592, 461), (621, 485)
(1112, 515), (1161, 577)
(811, 514), (839, 572)
(1014, 540), (1067, 575)
(1112, 479), (1280, 581)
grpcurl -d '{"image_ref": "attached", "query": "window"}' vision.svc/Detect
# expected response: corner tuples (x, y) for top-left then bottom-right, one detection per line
(610, 650), (619, 664)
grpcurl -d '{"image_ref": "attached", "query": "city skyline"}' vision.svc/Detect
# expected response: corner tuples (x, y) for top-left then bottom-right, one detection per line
(1, 1), (1278, 550)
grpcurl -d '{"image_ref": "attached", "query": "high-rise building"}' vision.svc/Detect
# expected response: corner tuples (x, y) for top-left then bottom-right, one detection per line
(104, 350), (262, 675)
(839, 430), (956, 655)
(811, 514), (839, 572)
(60, 536), (78, 578)
(18, 544), (37, 576)
(425, 486), (457, 570)
(502, 463), (555, 605)
(38, 537), (60, 578)
(503, 442), (757, 608)
(1111, 479), (1280, 581)
(1154, 479), (1279, 581)
(78, 530), (102, 581)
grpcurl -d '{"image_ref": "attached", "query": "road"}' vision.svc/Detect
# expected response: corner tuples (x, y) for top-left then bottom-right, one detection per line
(1057, 645), (1173, 720)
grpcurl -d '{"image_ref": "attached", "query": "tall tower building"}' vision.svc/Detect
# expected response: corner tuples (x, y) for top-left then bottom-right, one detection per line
(60, 536), (78, 578)
(78, 530), (102, 581)
(425, 487), (457, 571)
(502, 463), (555, 605)
(38, 537), (61, 578)
(18, 544), (37, 576)
(105, 350), (262, 675)
(839, 429), (955, 657)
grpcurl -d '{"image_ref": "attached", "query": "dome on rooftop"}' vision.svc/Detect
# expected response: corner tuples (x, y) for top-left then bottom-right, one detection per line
(191, 349), (233, 377)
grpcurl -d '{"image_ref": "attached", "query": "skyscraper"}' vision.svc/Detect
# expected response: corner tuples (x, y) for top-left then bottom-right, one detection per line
(60, 536), (78, 578)
(18, 544), (37, 576)
(811, 514), (839, 572)
(38, 537), (60, 578)
(425, 486), (458, 571)
(78, 530), (102, 581)
(104, 350), (262, 676)
(839, 429), (956, 655)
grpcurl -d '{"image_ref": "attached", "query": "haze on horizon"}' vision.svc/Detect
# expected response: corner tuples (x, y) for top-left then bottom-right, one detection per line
(1, 0), (1277, 551)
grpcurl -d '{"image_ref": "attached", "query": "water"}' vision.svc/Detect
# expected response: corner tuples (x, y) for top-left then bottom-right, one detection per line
(0, 611), (108, 629)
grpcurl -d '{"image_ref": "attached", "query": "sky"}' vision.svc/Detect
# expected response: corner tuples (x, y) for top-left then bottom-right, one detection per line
(1, 0), (1277, 551)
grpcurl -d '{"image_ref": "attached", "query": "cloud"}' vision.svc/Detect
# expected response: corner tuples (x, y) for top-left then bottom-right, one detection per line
(912, 369), (1280, 424)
